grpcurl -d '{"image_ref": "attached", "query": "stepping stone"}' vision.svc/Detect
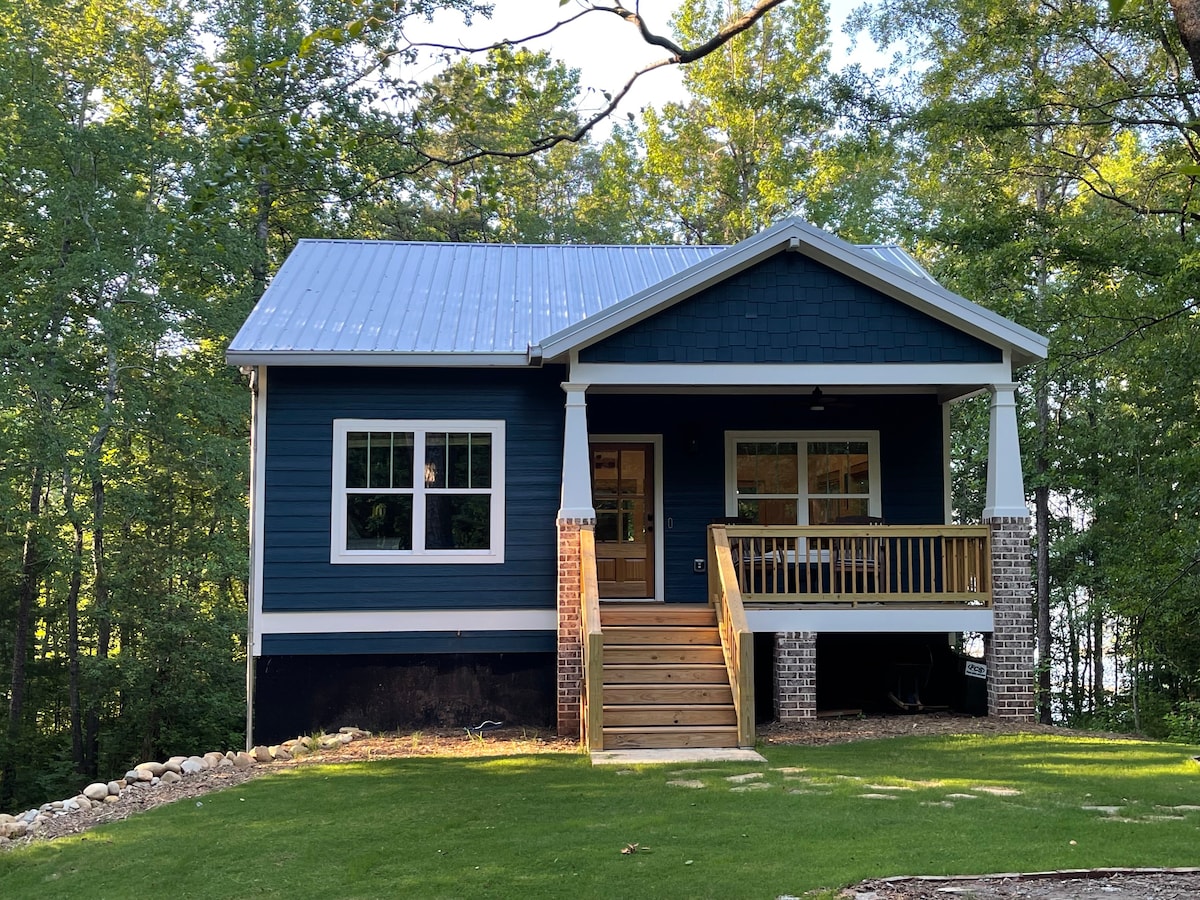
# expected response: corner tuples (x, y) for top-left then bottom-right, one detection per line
(725, 772), (764, 784)
(865, 784), (913, 791)
(945, 793), (977, 799)
(1082, 805), (1123, 815)
(771, 767), (807, 775)
(666, 780), (706, 789)
(858, 793), (898, 800)
(972, 785), (1022, 796)
(921, 801), (955, 808)
(730, 782), (771, 792)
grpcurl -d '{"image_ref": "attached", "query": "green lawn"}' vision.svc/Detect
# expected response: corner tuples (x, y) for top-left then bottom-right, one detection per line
(3, 734), (1198, 899)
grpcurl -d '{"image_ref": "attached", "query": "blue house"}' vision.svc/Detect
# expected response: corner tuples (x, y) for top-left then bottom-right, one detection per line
(228, 219), (1047, 749)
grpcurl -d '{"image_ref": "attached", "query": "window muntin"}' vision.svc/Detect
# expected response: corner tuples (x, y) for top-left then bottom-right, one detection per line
(727, 432), (880, 525)
(332, 420), (504, 564)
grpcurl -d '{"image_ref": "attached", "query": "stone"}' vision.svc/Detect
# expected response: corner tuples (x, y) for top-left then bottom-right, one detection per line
(273, 748), (292, 762)
(181, 758), (207, 776)
(166, 755), (188, 767)
(103, 795), (119, 804)
(318, 735), (343, 750)
(136, 761), (167, 777)
(217, 756), (234, 769)
(232, 751), (255, 769)
(666, 779), (707, 789)
(83, 782), (110, 802)
(0, 814), (14, 824)
(164, 761), (182, 775)
(339, 726), (370, 738)
(136, 768), (154, 782)
(725, 772), (764, 783)
(160, 771), (182, 784)
(203, 752), (225, 768)
(253, 745), (272, 763)
(107, 781), (122, 796)
(74, 797), (92, 812)
(125, 769), (141, 782)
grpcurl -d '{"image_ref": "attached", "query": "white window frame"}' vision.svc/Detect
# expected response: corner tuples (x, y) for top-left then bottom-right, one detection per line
(724, 431), (882, 524)
(331, 419), (505, 564)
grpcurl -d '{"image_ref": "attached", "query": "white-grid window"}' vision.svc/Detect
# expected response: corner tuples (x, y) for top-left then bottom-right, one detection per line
(331, 419), (505, 564)
(725, 431), (881, 525)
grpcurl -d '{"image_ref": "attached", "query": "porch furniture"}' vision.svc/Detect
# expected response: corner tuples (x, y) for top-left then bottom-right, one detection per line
(831, 515), (886, 594)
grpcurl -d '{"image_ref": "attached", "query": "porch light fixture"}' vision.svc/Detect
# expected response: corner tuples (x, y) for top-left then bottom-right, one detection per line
(809, 387), (826, 412)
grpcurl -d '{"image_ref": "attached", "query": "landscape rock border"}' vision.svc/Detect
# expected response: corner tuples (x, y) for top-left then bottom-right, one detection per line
(0, 727), (371, 846)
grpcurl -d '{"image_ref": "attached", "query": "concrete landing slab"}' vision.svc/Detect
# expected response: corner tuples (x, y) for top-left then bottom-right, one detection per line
(591, 748), (766, 765)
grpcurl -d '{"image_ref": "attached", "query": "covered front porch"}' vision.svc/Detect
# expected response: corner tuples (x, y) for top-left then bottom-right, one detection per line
(553, 380), (1035, 750)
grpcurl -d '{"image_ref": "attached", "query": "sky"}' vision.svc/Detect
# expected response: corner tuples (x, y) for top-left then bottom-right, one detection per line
(403, 0), (884, 118)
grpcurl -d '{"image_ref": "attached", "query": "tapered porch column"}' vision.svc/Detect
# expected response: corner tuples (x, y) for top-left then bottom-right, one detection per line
(981, 383), (1035, 721)
(557, 383), (595, 739)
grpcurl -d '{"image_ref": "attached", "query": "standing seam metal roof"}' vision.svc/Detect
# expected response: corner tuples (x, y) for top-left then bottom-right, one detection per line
(226, 238), (939, 358)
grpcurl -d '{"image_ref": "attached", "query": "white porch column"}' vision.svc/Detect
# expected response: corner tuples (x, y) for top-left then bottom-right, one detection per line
(558, 382), (595, 520)
(982, 383), (1030, 520)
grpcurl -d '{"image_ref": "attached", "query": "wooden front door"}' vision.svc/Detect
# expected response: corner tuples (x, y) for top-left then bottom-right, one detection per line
(591, 443), (655, 599)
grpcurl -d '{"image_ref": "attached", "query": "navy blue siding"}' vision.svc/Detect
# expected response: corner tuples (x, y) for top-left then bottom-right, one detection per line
(579, 254), (1001, 364)
(261, 630), (555, 655)
(262, 366), (565, 612)
(587, 393), (945, 602)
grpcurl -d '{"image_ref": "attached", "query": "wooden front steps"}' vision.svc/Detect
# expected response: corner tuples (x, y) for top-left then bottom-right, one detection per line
(598, 604), (738, 750)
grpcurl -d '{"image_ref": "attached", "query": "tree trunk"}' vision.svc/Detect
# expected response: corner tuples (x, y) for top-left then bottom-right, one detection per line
(67, 518), (85, 774)
(3, 467), (45, 809)
(1169, 0), (1200, 82)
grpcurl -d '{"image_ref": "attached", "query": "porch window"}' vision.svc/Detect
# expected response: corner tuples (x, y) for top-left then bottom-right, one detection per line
(331, 419), (505, 564)
(725, 432), (880, 524)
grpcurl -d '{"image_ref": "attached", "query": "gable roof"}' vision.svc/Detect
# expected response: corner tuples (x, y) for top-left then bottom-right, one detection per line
(536, 219), (1047, 367)
(226, 219), (1048, 368)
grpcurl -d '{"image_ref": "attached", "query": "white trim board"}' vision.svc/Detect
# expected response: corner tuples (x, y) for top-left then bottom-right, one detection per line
(568, 361), (1014, 389)
(745, 608), (994, 633)
(252, 609), (557, 656)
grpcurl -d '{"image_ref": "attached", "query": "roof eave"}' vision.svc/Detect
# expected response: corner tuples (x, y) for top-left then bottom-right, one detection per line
(224, 350), (535, 368)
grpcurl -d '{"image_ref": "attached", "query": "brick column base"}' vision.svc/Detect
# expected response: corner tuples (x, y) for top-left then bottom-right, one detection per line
(775, 631), (817, 722)
(556, 519), (593, 738)
(985, 517), (1035, 720)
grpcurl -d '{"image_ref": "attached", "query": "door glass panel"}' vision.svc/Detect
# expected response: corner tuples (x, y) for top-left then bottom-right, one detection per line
(620, 449), (646, 495)
(592, 449), (619, 495)
(620, 499), (644, 542)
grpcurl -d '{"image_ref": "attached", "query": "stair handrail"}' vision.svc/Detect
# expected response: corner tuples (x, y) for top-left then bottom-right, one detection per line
(709, 525), (755, 748)
(580, 526), (604, 751)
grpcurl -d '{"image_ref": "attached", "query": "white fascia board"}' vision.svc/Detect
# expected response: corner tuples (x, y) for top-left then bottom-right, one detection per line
(744, 608), (994, 633)
(253, 609), (557, 654)
(569, 361), (1015, 388)
(537, 222), (798, 359)
(224, 350), (532, 367)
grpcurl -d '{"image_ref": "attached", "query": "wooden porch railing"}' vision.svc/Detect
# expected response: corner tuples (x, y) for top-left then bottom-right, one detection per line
(708, 526), (755, 748)
(580, 528), (604, 751)
(713, 524), (992, 607)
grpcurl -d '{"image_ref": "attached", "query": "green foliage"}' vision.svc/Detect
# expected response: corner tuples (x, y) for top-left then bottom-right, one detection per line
(1163, 700), (1200, 744)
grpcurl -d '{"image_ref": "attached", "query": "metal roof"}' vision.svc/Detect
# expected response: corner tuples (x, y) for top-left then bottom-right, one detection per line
(226, 235), (990, 366)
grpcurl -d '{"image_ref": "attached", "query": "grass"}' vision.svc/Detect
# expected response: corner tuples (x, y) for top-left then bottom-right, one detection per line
(2, 733), (1198, 899)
